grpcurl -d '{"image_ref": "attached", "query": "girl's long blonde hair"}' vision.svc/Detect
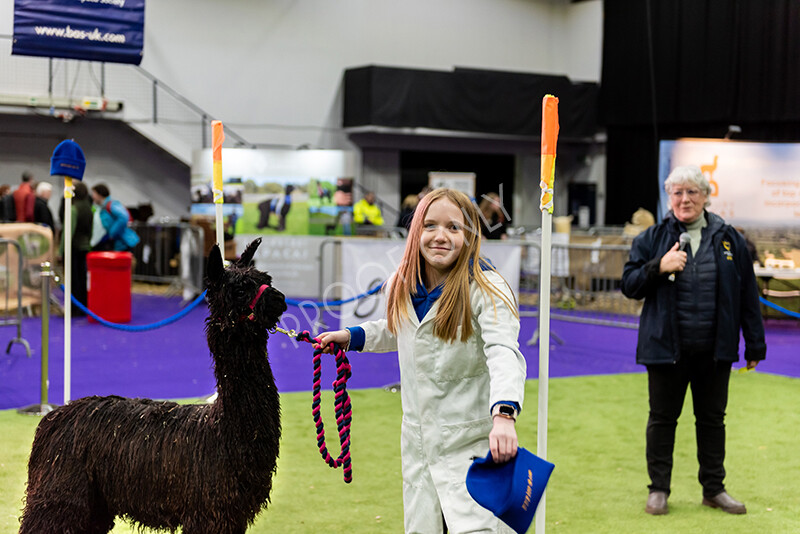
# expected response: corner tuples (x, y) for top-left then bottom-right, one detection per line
(385, 188), (518, 343)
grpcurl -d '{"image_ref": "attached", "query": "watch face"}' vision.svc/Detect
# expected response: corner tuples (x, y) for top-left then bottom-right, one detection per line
(499, 405), (515, 416)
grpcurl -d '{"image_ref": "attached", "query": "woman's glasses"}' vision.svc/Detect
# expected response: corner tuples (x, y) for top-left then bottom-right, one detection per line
(670, 188), (701, 199)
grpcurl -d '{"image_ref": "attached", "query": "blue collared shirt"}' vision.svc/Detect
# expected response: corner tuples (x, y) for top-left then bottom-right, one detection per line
(346, 257), (519, 413)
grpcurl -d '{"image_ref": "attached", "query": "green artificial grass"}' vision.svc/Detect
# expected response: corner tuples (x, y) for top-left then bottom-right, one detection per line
(236, 201), (310, 235)
(1, 372), (798, 533)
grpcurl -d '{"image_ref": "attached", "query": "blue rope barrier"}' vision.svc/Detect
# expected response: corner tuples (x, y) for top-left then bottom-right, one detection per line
(59, 285), (208, 332)
(285, 283), (383, 308)
(58, 284), (796, 329)
(759, 296), (800, 319)
(57, 278), (384, 330)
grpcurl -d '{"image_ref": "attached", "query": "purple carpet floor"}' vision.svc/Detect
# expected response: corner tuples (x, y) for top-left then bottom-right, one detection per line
(1, 294), (797, 410)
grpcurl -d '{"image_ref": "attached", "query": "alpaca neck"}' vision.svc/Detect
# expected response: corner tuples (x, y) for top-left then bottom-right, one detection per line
(207, 329), (279, 425)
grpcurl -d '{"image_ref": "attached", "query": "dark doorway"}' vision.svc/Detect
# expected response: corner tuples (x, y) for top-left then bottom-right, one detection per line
(399, 151), (515, 220)
(568, 182), (597, 227)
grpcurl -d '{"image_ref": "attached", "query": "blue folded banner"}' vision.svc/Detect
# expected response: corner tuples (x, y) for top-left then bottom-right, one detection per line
(467, 448), (555, 534)
(12, 0), (145, 65)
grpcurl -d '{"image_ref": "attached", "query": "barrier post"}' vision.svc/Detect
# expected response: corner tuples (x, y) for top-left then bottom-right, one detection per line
(536, 94), (559, 534)
(18, 262), (58, 416)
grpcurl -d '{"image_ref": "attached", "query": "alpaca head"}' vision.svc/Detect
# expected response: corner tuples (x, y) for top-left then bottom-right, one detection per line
(205, 238), (287, 331)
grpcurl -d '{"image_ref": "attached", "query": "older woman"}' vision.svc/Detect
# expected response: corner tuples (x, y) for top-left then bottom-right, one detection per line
(621, 165), (766, 516)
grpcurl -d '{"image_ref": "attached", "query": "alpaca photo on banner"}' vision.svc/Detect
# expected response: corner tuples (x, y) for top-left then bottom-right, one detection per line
(20, 239), (286, 534)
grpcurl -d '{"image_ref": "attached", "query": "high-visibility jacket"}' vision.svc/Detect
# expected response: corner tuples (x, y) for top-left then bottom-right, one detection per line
(353, 199), (384, 226)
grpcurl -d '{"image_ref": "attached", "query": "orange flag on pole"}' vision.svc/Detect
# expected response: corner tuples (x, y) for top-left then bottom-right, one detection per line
(536, 94), (559, 534)
(539, 95), (559, 213)
(212, 120), (225, 204)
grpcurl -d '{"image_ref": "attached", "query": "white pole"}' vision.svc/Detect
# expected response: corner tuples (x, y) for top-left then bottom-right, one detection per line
(535, 209), (552, 534)
(211, 120), (225, 254)
(536, 93), (559, 534)
(63, 179), (73, 404)
(215, 204), (224, 252)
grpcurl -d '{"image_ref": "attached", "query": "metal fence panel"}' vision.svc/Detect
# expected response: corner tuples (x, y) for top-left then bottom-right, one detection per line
(129, 222), (205, 297)
(0, 238), (32, 357)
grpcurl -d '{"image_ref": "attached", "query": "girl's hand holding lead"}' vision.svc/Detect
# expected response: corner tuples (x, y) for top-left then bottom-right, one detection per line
(313, 329), (351, 354)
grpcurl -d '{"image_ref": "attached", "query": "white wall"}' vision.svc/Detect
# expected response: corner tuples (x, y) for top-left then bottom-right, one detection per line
(0, 0), (603, 148)
(562, 0), (604, 82)
(0, 115), (191, 222)
(138, 0), (601, 149)
(0, 0), (603, 220)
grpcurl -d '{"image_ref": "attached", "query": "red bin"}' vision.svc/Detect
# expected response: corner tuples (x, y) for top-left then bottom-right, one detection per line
(87, 251), (132, 323)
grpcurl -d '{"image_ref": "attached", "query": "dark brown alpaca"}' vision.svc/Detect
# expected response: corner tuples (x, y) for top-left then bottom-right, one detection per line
(20, 239), (286, 534)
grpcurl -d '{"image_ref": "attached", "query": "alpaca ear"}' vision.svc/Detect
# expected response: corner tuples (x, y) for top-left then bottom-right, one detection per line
(237, 238), (261, 267)
(207, 244), (224, 284)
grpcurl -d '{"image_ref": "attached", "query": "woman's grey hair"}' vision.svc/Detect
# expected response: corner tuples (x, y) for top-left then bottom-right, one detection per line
(664, 165), (711, 207)
(36, 182), (53, 196)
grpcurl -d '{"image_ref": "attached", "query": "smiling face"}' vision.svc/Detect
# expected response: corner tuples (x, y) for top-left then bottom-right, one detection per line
(664, 166), (710, 224)
(419, 198), (466, 281)
(669, 184), (707, 224)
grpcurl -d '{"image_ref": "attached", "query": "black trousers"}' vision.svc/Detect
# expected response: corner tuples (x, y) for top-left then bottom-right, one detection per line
(71, 249), (89, 316)
(646, 349), (732, 497)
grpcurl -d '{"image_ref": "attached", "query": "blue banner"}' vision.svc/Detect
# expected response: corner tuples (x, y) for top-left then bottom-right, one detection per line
(12, 0), (145, 65)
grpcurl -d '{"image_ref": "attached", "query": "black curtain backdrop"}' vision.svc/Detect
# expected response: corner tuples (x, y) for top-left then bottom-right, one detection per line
(344, 65), (598, 140)
(399, 151), (515, 217)
(601, 0), (800, 224)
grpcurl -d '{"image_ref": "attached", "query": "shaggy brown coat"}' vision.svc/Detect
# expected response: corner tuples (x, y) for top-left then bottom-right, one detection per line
(20, 239), (285, 534)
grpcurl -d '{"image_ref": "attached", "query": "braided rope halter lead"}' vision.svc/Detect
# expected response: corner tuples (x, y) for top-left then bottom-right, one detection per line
(272, 326), (353, 483)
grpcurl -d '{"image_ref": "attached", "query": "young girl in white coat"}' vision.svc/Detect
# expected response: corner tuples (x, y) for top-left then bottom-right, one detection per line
(316, 188), (526, 534)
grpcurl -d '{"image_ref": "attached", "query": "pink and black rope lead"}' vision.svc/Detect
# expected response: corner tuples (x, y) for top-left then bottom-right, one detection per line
(297, 330), (353, 483)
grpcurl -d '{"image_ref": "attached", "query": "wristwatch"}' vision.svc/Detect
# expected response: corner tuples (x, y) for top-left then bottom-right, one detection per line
(492, 403), (518, 421)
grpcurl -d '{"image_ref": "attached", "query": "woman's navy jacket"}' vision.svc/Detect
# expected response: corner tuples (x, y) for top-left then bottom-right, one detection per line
(621, 211), (766, 365)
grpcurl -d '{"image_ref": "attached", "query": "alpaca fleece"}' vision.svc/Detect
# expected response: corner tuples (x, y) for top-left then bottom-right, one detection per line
(20, 239), (285, 534)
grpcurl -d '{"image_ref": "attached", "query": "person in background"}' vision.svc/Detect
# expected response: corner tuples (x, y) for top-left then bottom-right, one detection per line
(272, 184), (294, 232)
(315, 188), (526, 532)
(13, 171), (36, 223)
(395, 194), (419, 230)
(90, 183), (140, 252)
(417, 185), (432, 201)
(478, 192), (508, 240)
(59, 181), (93, 316)
(258, 184), (294, 232)
(735, 227), (760, 266)
(621, 165), (766, 516)
(333, 178), (353, 207)
(0, 184), (13, 221)
(33, 182), (55, 230)
(353, 191), (384, 226)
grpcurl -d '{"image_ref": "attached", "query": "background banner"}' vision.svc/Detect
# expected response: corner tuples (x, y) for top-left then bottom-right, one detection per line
(12, 0), (145, 65)
(192, 148), (358, 237)
(658, 139), (800, 227)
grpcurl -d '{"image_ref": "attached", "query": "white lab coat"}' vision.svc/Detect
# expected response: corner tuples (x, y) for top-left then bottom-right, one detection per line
(360, 270), (525, 533)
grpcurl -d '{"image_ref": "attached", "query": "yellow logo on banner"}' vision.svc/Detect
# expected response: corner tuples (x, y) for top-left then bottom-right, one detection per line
(701, 155), (719, 197)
